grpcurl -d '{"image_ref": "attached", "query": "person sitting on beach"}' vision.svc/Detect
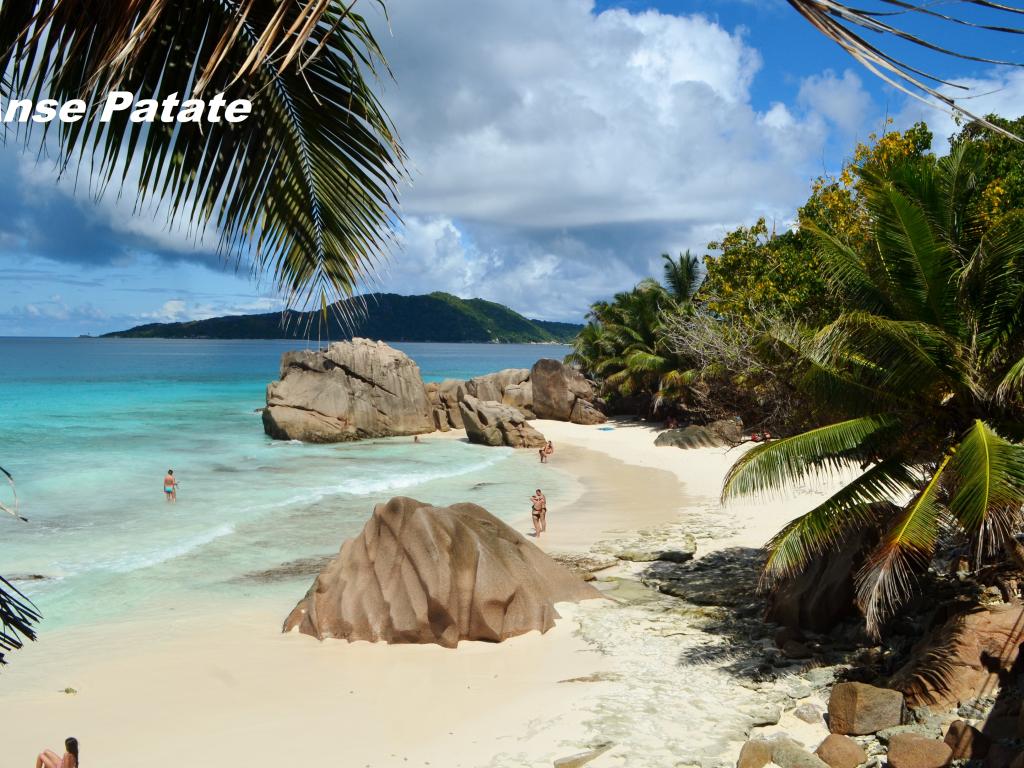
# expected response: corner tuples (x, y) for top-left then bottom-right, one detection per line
(35, 737), (78, 768)
(530, 489), (547, 538)
(163, 469), (178, 503)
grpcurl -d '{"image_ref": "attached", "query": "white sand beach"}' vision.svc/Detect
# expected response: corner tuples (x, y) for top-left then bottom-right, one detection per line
(0, 420), (851, 768)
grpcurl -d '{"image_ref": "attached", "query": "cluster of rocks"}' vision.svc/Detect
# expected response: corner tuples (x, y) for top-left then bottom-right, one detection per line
(283, 496), (600, 647)
(739, 677), (1024, 768)
(425, 356), (605, 432)
(262, 339), (605, 447)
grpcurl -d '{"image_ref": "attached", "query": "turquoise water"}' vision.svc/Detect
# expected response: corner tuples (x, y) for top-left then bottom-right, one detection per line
(0, 338), (574, 631)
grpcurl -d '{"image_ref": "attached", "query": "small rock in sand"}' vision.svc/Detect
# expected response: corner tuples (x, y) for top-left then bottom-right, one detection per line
(943, 719), (989, 759)
(552, 741), (613, 767)
(771, 737), (830, 768)
(885, 733), (952, 768)
(814, 734), (866, 768)
(794, 703), (823, 724)
(736, 739), (773, 768)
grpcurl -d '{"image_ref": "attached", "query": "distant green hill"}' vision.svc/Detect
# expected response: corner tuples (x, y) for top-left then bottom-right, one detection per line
(103, 292), (582, 343)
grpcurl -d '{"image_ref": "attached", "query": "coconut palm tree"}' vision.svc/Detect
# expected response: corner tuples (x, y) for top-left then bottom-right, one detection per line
(568, 278), (695, 411)
(722, 145), (1024, 636)
(661, 251), (703, 304)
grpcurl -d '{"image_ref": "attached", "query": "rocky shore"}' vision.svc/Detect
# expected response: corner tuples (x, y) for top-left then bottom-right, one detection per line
(262, 338), (605, 444)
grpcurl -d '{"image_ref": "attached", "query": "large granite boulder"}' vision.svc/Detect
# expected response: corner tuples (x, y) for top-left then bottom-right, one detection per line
(263, 339), (434, 442)
(654, 419), (743, 449)
(431, 379), (467, 430)
(467, 368), (530, 403)
(889, 603), (1024, 709)
(530, 358), (603, 423)
(502, 381), (535, 418)
(654, 425), (724, 448)
(283, 496), (600, 646)
(458, 395), (546, 448)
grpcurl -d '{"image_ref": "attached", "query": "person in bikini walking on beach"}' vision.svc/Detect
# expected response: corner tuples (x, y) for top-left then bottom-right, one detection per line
(163, 469), (178, 503)
(531, 489), (547, 538)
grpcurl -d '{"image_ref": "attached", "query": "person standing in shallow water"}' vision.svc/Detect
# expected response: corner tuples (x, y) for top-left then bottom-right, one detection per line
(531, 489), (547, 538)
(538, 440), (554, 463)
(163, 469), (177, 503)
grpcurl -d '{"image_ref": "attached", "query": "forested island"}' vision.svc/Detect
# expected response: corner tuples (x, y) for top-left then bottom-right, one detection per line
(103, 292), (581, 343)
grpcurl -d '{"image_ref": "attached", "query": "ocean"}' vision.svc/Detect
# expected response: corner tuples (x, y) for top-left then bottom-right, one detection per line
(0, 338), (576, 632)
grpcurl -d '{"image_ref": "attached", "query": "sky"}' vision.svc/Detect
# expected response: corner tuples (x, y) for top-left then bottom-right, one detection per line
(3, 0), (1024, 336)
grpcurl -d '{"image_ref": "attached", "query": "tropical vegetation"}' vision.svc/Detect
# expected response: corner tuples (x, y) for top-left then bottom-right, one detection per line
(571, 119), (1024, 634)
(566, 253), (700, 413)
(722, 144), (1024, 635)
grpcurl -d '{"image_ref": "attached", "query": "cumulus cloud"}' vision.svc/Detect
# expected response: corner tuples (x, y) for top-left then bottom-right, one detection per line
(375, 0), (827, 228)
(2, 0), (885, 328)
(356, 0), (876, 318)
(798, 69), (875, 137)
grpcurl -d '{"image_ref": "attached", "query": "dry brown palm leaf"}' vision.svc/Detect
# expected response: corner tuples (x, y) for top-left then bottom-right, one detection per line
(789, 0), (1024, 140)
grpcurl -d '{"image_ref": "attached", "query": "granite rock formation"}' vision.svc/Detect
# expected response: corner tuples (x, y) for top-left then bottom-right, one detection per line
(458, 395), (547, 448)
(283, 496), (600, 647)
(263, 339), (434, 442)
(889, 603), (1024, 709)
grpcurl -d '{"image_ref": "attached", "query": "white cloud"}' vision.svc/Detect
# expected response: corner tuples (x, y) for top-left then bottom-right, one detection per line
(376, 0), (822, 229)
(141, 296), (284, 323)
(798, 69), (874, 137)
(359, 0), (878, 318)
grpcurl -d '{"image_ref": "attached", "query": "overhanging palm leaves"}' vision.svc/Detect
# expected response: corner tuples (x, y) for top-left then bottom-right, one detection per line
(0, 0), (405, 309)
(788, 0), (1024, 140)
(724, 148), (1024, 636)
(0, 467), (38, 665)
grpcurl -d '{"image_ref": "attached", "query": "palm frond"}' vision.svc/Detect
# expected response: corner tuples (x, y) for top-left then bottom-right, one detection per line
(0, 576), (41, 666)
(0, 0), (405, 311)
(813, 312), (965, 397)
(0, 467), (39, 664)
(856, 453), (953, 636)
(996, 354), (1024, 403)
(722, 415), (898, 501)
(946, 420), (1024, 562)
(762, 459), (915, 585)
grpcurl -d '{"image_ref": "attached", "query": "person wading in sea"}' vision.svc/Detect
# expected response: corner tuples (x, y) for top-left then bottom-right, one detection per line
(538, 440), (554, 463)
(530, 489), (547, 538)
(163, 469), (178, 503)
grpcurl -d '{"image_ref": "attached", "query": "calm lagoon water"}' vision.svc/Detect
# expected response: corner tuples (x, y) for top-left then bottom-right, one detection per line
(0, 338), (574, 631)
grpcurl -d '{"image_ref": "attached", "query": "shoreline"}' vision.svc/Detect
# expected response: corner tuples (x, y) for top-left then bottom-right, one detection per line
(0, 420), (848, 767)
